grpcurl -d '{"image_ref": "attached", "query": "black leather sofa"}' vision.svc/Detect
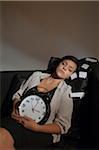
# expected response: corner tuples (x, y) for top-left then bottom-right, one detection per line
(0, 57), (99, 149)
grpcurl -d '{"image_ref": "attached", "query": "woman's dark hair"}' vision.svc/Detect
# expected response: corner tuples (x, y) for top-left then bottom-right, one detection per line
(48, 55), (79, 74)
(60, 55), (79, 68)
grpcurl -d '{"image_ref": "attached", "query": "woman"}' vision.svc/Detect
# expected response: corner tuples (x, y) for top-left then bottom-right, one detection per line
(0, 55), (78, 150)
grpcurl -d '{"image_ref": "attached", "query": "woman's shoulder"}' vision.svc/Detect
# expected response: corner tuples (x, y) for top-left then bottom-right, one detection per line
(61, 81), (72, 92)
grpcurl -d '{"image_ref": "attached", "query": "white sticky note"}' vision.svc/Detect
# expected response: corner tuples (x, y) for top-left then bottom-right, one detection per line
(70, 72), (77, 80)
(70, 92), (85, 99)
(86, 58), (97, 62)
(79, 71), (87, 79)
(81, 64), (89, 70)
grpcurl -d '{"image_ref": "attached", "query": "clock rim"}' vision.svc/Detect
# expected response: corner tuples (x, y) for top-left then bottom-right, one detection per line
(19, 94), (51, 125)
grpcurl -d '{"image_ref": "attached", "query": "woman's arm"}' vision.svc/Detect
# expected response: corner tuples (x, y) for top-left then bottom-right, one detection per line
(12, 71), (44, 101)
(11, 74), (33, 118)
(19, 116), (61, 134)
(11, 98), (22, 120)
(37, 123), (61, 134)
(53, 85), (73, 134)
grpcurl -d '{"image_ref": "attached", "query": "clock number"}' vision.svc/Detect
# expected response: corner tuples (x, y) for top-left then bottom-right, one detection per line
(22, 104), (26, 107)
(42, 112), (46, 116)
(36, 97), (40, 101)
(43, 106), (46, 109)
(31, 97), (34, 101)
(22, 110), (24, 112)
(26, 100), (30, 103)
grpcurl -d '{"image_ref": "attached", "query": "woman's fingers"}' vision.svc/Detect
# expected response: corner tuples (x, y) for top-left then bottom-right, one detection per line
(22, 115), (32, 121)
(11, 109), (19, 117)
(11, 109), (22, 122)
(15, 109), (19, 115)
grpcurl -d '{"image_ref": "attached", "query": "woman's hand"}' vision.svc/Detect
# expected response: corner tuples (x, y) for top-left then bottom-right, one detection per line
(11, 108), (20, 120)
(11, 99), (22, 122)
(19, 116), (40, 131)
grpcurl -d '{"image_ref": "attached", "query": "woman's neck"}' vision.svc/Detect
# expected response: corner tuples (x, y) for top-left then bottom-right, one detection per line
(37, 75), (63, 93)
(46, 75), (63, 86)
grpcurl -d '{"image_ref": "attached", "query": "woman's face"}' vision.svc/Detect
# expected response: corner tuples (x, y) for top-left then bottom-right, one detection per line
(56, 59), (77, 79)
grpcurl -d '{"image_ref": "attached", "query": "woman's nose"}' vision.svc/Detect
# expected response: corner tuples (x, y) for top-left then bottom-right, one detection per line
(63, 66), (68, 70)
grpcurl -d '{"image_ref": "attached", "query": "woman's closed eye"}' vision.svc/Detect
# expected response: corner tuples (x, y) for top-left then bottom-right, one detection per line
(68, 69), (73, 72)
(62, 62), (67, 67)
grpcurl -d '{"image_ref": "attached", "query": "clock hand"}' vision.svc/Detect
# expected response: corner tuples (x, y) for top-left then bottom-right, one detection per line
(31, 100), (37, 108)
(32, 108), (34, 113)
(34, 109), (40, 113)
(33, 100), (39, 109)
(31, 100), (39, 113)
(31, 100), (35, 113)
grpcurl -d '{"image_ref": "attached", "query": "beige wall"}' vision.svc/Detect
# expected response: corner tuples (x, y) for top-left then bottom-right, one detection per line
(1, 1), (99, 71)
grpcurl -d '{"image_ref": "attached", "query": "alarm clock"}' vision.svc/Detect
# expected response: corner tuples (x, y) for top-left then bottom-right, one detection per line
(18, 87), (51, 124)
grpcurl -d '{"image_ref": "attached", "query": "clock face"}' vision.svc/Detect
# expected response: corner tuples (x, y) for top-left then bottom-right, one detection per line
(19, 95), (47, 123)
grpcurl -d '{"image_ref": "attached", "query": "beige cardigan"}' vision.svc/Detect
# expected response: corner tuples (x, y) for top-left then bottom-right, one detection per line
(12, 71), (73, 143)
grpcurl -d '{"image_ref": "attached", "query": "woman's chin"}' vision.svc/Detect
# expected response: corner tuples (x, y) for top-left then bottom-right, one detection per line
(57, 73), (65, 79)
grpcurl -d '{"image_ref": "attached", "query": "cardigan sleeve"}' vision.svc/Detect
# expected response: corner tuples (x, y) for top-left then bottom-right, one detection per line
(54, 85), (73, 134)
(12, 71), (41, 101)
